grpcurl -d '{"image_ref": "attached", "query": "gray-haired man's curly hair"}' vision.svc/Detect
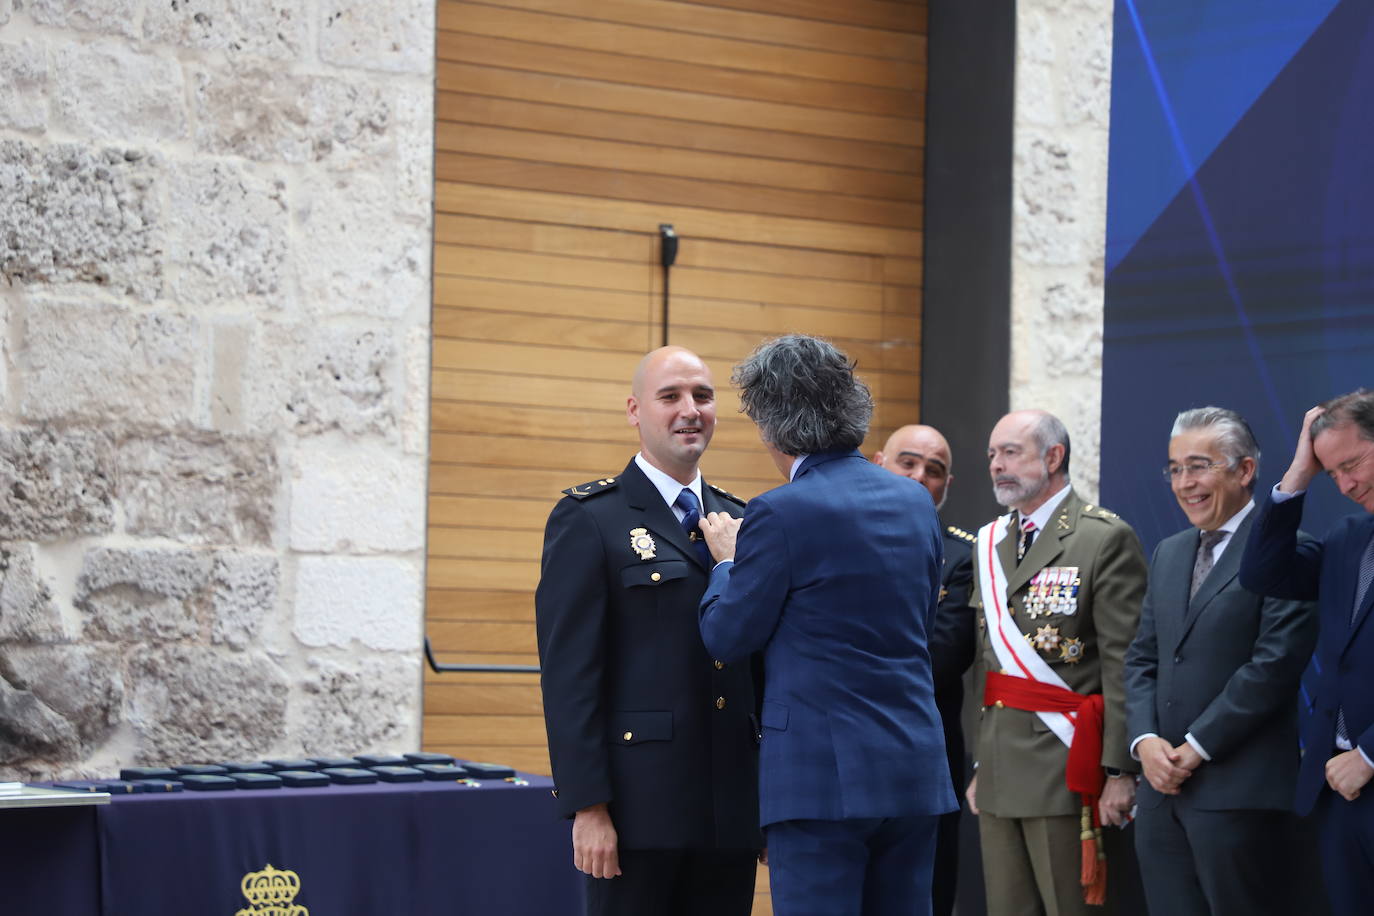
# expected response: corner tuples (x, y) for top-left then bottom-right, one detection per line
(732, 335), (873, 455)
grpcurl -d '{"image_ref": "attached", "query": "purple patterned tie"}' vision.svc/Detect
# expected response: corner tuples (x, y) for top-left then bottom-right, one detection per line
(1191, 529), (1227, 600)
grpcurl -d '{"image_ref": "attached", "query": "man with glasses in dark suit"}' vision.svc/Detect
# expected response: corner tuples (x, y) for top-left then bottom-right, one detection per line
(1126, 407), (1317, 915)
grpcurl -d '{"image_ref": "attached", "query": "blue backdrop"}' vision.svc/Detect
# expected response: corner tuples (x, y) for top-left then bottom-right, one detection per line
(1102, 0), (1374, 550)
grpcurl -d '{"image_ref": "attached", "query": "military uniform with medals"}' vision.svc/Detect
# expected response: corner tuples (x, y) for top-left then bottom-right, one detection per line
(970, 489), (1147, 916)
(535, 457), (763, 916)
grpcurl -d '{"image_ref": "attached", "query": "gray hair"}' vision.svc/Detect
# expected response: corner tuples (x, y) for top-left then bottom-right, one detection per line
(1030, 412), (1072, 476)
(1311, 388), (1374, 443)
(732, 335), (872, 455)
(1171, 407), (1262, 474)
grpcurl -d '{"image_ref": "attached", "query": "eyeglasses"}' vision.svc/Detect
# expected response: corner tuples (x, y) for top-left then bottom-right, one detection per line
(1162, 460), (1230, 480)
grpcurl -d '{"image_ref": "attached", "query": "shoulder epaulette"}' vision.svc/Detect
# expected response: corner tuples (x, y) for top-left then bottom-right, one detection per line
(946, 524), (976, 544)
(707, 482), (746, 508)
(1081, 503), (1120, 521)
(562, 476), (620, 500)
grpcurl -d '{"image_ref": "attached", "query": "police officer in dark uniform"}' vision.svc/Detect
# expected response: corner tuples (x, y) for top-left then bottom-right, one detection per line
(873, 423), (978, 916)
(535, 346), (762, 916)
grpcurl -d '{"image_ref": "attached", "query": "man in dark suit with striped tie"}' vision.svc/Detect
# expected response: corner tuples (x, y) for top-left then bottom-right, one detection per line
(1125, 407), (1317, 915)
(1242, 388), (1374, 916)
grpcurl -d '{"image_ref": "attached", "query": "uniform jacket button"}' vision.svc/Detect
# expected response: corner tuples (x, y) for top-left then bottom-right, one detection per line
(715, 697), (726, 710)
(622, 731), (633, 742)
(714, 660), (725, 670)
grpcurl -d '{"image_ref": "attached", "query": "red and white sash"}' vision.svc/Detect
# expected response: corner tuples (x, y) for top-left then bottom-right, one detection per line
(976, 515), (1076, 748)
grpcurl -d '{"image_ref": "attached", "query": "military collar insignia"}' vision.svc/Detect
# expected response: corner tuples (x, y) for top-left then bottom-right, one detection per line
(629, 527), (656, 560)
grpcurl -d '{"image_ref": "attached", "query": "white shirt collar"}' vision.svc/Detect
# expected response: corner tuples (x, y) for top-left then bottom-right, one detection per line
(1201, 498), (1255, 560)
(789, 454), (808, 481)
(1019, 483), (1072, 533)
(634, 453), (702, 515)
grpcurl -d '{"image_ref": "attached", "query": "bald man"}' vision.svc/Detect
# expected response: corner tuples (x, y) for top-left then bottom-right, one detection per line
(874, 425), (978, 916)
(535, 347), (763, 916)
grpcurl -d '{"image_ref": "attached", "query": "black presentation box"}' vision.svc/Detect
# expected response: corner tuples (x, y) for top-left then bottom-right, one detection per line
(320, 767), (377, 785)
(131, 778), (183, 793)
(403, 752), (456, 766)
(371, 766), (424, 783)
(95, 780), (144, 795)
(228, 772), (282, 789)
(415, 764), (469, 781)
(219, 761), (273, 774)
(356, 753), (408, 768)
(264, 758), (319, 772)
(463, 763), (516, 779)
(276, 770), (331, 788)
(120, 766), (178, 781)
(310, 757), (362, 769)
(173, 764), (228, 777)
(180, 775), (237, 791)
(52, 781), (106, 793)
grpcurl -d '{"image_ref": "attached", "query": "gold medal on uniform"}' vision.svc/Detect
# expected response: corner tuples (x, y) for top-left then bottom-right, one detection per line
(629, 527), (656, 560)
(1059, 636), (1085, 664)
(1033, 624), (1061, 653)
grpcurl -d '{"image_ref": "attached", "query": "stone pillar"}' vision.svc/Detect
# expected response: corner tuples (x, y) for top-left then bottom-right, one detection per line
(0, 0), (435, 777)
(1010, 0), (1114, 500)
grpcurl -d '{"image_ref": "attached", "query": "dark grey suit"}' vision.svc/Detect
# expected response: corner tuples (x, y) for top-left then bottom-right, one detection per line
(1124, 511), (1318, 915)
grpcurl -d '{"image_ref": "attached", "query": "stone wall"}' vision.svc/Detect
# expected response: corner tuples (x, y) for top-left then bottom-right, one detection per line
(1011, 0), (1114, 500)
(0, 0), (435, 778)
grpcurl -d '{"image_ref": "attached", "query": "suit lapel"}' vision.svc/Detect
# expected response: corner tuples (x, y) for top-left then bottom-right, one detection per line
(1339, 517), (1374, 657)
(1177, 513), (1252, 647)
(1005, 494), (1073, 597)
(621, 461), (703, 569)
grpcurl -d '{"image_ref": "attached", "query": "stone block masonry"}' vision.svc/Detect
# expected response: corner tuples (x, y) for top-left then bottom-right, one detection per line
(0, 0), (435, 779)
(1012, 1), (1114, 501)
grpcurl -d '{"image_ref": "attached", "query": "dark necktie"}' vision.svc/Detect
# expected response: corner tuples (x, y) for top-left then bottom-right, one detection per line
(1017, 518), (1037, 565)
(674, 488), (712, 566)
(1190, 529), (1227, 600)
(1335, 532), (1374, 746)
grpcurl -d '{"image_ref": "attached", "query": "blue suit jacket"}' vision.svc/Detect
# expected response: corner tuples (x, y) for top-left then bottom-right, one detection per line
(1240, 491), (1374, 815)
(699, 449), (957, 827)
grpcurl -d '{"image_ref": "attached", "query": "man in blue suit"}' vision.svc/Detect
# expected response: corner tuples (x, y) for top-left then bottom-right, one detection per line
(697, 335), (957, 916)
(1240, 388), (1374, 916)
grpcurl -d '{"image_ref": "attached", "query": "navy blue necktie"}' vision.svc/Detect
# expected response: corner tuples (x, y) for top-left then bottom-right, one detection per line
(674, 488), (712, 566)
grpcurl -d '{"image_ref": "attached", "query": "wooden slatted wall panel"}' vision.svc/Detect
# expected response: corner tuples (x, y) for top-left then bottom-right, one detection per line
(426, 3), (925, 909)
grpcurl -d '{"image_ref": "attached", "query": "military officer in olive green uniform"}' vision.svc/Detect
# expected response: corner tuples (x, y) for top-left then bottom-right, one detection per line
(966, 410), (1147, 916)
(535, 346), (762, 916)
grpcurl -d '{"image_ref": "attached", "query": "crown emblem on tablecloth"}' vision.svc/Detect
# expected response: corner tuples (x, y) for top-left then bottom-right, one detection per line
(235, 863), (309, 916)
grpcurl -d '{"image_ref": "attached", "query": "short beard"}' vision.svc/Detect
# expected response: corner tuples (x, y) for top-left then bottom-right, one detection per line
(992, 465), (1049, 510)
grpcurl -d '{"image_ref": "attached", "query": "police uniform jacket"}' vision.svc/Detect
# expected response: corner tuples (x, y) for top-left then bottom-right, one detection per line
(535, 457), (763, 851)
(970, 489), (1148, 818)
(932, 523), (977, 789)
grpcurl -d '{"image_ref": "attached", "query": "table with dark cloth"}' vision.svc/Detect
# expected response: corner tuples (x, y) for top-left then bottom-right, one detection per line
(4, 773), (583, 915)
